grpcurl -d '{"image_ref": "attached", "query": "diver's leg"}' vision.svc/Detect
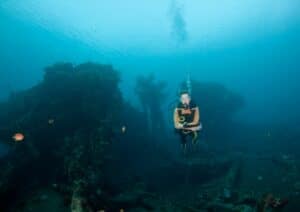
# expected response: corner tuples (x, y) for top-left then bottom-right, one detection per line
(179, 131), (188, 155)
(191, 131), (199, 154)
(182, 144), (187, 156)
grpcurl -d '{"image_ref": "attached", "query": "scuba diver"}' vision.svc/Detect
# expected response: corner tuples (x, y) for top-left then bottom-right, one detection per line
(173, 90), (202, 154)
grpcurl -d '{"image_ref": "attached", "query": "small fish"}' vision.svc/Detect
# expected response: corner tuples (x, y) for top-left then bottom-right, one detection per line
(12, 133), (25, 142)
(257, 176), (263, 181)
(48, 119), (55, 125)
(121, 126), (126, 133)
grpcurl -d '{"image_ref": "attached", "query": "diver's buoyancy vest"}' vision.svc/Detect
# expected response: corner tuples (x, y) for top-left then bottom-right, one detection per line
(176, 101), (199, 126)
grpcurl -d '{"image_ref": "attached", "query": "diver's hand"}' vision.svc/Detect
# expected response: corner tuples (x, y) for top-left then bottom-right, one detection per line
(176, 123), (188, 129)
(176, 123), (184, 129)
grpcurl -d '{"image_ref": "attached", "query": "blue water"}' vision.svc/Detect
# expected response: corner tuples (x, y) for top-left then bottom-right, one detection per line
(1, 1), (300, 125)
(1, 1), (300, 211)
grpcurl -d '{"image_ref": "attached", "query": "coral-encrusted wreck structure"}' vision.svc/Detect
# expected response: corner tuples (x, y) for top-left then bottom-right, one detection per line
(0, 62), (123, 211)
(0, 62), (294, 211)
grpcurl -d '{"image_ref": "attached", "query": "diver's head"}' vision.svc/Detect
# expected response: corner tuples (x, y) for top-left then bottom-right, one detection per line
(180, 91), (191, 106)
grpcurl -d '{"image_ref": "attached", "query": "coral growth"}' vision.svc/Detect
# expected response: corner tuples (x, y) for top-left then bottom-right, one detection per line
(0, 62), (123, 211)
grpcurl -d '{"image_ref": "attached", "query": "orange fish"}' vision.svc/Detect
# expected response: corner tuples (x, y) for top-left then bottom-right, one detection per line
(12, 133), (25, 142)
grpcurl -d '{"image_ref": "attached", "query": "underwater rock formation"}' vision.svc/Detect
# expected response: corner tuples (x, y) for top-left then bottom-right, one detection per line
(181, 80), (245, 143)
(0, 62), (296, 211)
(135, 73), (167, 138)
(0, 62), (123, 211)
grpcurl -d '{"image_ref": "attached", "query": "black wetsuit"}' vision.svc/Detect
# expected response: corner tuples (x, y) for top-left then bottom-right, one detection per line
(175, 100), (200, 145)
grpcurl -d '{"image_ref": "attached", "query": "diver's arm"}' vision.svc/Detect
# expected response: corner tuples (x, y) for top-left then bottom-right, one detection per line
(173, 108), (183, 129)
(187, 107), (200, 126)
